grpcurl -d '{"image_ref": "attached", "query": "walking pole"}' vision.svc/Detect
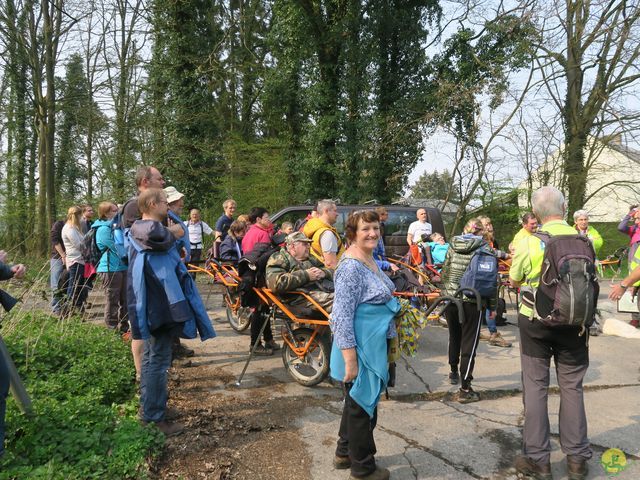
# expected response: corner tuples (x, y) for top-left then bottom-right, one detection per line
(235, 306), (273, 386)
(0, 336), (32, 415)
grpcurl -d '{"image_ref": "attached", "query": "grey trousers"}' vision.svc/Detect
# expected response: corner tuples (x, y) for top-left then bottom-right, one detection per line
(519, 314), (592, 465)
(100, 271), (128, 330)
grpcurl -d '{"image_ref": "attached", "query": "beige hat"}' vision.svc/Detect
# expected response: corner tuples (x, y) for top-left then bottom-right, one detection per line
(164, 186), (184, 204)
(286, 231), (312, 245)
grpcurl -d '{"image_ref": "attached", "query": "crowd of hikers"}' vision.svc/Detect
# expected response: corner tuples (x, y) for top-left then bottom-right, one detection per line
(2, 166), (639, 479)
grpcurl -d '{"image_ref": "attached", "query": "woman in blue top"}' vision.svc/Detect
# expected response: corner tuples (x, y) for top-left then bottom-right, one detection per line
(219, 220), (247, 263)
(95, 201), (128, 331)
(330, 210), (398, 480)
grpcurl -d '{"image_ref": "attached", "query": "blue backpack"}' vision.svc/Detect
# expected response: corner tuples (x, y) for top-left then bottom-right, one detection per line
(459, 245), (498, 298)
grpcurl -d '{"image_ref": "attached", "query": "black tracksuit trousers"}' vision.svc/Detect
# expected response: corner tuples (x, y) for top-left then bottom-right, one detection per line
(445, 301), (484, 389)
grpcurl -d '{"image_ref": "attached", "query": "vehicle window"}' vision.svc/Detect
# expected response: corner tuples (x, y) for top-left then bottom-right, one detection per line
(272, 209), (309, 231)
(385, 210), (415, 237)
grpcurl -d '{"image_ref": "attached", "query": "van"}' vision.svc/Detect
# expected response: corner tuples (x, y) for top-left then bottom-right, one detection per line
(271, 204), (445, 259)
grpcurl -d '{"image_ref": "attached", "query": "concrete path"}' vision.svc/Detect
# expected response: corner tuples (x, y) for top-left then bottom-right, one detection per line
(183, 282), (640, 479)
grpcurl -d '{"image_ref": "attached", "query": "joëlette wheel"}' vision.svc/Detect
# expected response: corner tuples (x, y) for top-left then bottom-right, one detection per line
(281, 327), (330, 387)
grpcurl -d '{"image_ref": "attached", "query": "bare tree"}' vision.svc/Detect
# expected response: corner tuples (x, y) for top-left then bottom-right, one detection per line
(533, 0), (640, 217)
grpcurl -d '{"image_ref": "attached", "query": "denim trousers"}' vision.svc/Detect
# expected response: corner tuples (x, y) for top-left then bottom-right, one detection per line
(486, 309), (497, 334)
(50, 258), (64, 313)
(0, 349), (9, 457)
(140, 326), (178, 422)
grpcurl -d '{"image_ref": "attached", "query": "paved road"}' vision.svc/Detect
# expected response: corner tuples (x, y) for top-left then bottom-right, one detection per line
(183, 282), (640, 479)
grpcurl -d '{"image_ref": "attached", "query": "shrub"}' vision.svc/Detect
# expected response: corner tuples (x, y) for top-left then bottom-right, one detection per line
(0, 313), (163, 479)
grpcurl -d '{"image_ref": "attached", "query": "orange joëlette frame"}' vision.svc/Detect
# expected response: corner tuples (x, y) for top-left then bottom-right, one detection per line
(196, 260), (330, 360)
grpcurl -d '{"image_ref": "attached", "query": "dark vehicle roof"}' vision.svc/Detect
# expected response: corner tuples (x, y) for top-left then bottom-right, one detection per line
(272, 204), (445, 238)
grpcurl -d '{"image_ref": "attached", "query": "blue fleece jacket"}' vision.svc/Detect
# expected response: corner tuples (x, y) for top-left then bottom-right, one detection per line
(128, 220), (215, 341)
(94, 219), (128, 273)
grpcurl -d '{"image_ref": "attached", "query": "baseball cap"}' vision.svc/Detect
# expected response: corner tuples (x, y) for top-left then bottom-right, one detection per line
(286, 231), (312, 245)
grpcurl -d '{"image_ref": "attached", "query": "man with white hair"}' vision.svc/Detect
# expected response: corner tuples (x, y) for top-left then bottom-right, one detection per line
(572, 210), (603, 255)
(509, 186), (592, 480)
(302, 199), (344, 269)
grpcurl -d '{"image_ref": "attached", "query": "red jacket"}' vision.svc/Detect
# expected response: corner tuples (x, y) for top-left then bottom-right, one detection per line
(241, 224), (272, 254)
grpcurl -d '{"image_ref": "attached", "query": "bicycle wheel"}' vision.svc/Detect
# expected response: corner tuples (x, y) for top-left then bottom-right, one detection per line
(282, 327), (330, 387)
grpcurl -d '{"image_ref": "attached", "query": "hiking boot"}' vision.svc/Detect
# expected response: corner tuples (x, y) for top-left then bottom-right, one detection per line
(479, 330), (491, 341)
(514, 455), (552, 480)
(173, 343), (195, 358)
(567, 456), (588, 480)
(333, 455), (351, 470)
(457, 387), (480, 404)
(448, 371), (459, 385)
(349, 467), (390, 480)
(489, 332), (512, 347)
(630, 319), (640, 328)
(264, 340), (281, 351)
(252, 343), (273, 356)
(144, 420), (184, 437)
(164, 406), (181, 420)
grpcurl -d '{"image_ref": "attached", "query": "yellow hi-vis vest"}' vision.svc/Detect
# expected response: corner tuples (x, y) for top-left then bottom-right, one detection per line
(629, 243), (640, 287)
(302, 218), (345, 266)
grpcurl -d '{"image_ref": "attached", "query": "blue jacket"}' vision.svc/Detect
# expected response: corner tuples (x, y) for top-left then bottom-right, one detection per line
(330, 298), (400, 417)
(128, 220), (215, 341)
(220, 235), (242, 262)
(94, 219), (128, 273)
(168, 210), (191, 263)
(427, 242), (449, 265)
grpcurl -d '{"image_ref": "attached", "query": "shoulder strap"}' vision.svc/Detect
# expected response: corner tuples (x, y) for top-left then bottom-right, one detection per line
(533, 231), (551, 243)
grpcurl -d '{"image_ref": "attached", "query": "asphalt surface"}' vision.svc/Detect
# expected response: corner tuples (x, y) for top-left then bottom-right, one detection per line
(183, 282), (640, 479)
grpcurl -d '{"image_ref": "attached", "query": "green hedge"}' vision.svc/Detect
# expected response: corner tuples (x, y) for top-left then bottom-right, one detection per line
(0, 314), (163, 479)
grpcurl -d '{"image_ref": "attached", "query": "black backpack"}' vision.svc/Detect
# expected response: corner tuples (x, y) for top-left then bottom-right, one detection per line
(237, 234), (286, 307)
(532, 232), (599, 331)
(80, 226), (103, 267)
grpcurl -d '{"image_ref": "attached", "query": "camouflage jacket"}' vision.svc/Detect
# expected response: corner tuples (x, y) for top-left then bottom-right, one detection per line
(266, 248), (333, 293)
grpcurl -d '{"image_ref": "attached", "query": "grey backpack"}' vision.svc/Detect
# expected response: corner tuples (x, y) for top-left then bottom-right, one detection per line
(531, 232), (599, 332)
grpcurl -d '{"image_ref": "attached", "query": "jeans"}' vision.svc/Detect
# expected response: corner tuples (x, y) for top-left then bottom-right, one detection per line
(50, 258), (64, 313)
(486, 309), (497, 334)
(67, 262), (87, 308)
(140, 326), (177, 422)
(0, 349), (9, 457)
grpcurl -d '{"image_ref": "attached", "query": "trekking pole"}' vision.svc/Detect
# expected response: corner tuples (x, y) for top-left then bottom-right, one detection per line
(235, 306), (273, 387)
(0, 335), (32, 415)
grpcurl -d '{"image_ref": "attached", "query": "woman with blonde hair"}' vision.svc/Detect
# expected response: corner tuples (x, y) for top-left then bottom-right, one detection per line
(61, 206), (88, 312)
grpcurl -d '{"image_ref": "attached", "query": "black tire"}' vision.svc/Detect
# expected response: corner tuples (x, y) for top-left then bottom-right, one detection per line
(224, 288), (251, 333)
(281, 327), (331, 387)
